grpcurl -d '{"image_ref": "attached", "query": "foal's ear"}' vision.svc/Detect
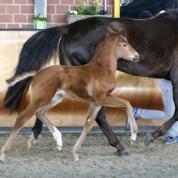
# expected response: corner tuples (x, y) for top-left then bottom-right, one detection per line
(109, 22), (123, 32)
(108, 21), (127, 36)
(107, 27), (117, 34)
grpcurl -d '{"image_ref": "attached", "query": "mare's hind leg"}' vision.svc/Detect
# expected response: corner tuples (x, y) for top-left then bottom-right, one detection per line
(28, 90), (65, 149)
(73, 104), (101, 161)
(0, 105), (37, 162)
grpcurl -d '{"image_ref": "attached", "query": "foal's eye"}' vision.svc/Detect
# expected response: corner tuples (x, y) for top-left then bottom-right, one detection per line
(123, 43), (127, 48)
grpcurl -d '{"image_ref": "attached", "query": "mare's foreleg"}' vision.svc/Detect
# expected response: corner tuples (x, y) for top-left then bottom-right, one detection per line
(95, 107), (128, 156)
(145, 72), (178, 145)
(73, 104), (101, 161)
(144, 116), (177, 146)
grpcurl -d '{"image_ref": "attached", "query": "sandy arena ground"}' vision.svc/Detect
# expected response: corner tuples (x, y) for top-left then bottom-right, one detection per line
(0, 133), (178, 178)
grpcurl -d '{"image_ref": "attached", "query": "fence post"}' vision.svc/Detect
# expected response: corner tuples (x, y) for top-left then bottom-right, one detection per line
(114, 0), (120, 18)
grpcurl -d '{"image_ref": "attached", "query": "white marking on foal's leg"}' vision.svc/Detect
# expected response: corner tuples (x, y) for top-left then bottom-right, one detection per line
(0, 152), (6, 163)
(52, 127), (62, 151)
(35, 90), (65, 151)
(73, 151), (79, 162)
(129, 114), (137, 142)
(127, 108), (138, 143)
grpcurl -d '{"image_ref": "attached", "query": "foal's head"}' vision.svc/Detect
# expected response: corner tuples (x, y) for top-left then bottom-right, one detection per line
(107, 31), (140, 62)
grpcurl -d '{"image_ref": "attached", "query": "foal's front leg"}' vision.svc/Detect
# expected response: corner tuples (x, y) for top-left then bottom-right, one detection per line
(102, 95), (138, 143)
(73, 104), (101, 161)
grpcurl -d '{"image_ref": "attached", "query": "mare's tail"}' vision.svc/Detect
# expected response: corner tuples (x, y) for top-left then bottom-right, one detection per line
(3, 25), (68, 111)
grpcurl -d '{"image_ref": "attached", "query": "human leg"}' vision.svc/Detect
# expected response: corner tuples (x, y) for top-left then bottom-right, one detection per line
(134, 79), (175, 120)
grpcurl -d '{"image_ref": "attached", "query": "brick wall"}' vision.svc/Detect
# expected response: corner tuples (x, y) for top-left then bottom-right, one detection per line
(0, 0), (113, 29)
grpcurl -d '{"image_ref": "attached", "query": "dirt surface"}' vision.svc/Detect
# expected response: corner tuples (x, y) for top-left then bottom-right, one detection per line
(0, 134), (178, 178)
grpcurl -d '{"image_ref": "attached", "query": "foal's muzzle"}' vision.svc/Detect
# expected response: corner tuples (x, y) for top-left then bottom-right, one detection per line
(133, 54), (140, 62)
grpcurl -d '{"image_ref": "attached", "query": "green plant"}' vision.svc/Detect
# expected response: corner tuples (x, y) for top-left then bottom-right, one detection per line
(78, 1), (101, 15)
(33, 15), (47, 22)
(33, 15), (47, 29)
(78, 3), (86, 15)
(67, 0), (105, 16)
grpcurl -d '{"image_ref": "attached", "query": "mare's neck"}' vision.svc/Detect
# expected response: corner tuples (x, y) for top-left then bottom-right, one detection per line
(91, 43), (117, 75)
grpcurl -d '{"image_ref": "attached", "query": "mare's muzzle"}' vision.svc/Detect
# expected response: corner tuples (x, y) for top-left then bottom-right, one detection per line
(133, 54), (140, 62)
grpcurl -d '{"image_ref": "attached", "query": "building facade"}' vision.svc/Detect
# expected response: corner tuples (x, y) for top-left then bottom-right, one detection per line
(0, 0), (113, 29)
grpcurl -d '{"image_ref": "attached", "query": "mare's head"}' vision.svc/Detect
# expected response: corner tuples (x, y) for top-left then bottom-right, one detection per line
(107, 29), (140, 62)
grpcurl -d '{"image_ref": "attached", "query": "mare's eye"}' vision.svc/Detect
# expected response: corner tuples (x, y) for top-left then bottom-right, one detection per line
(123, 43), (127, 48)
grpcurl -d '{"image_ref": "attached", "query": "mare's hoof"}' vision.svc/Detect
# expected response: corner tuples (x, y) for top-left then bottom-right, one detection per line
(144, 133), (154, 146)
(117, 149), (129, 156)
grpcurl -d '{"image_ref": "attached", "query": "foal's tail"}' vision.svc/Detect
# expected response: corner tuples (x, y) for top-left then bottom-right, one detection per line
(3, 25), (69, 111)
(6, 71), (37, 87)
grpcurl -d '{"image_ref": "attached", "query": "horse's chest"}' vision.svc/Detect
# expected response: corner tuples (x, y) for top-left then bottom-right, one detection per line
(93, 79), (116, 101)
(97, 76), (116, 91)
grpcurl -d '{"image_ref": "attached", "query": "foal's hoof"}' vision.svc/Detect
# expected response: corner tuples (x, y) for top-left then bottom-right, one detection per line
(131, 132), (137, 142)
(0, 153), (6, 163)
(57, 145), (62, 151)
(144, 133), (154, 146)
(117, 149), (129, 156)
(73, 152), (79, 161)
(130, 139), (135, 145)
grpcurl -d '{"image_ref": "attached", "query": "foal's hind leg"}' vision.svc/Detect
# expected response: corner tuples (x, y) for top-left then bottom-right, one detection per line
(73, 104), (101, 161)
(28, 91), (65, 150)
(36, 112), (63, 151)
(0, 105), (37, 162)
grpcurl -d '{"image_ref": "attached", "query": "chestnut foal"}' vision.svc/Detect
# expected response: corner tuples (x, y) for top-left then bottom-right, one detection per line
(1, 31), (140, 162)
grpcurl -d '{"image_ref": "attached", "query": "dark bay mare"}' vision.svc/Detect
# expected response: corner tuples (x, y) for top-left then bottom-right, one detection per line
(4, 10), (178, 156)
(121, 0), (178, 18)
